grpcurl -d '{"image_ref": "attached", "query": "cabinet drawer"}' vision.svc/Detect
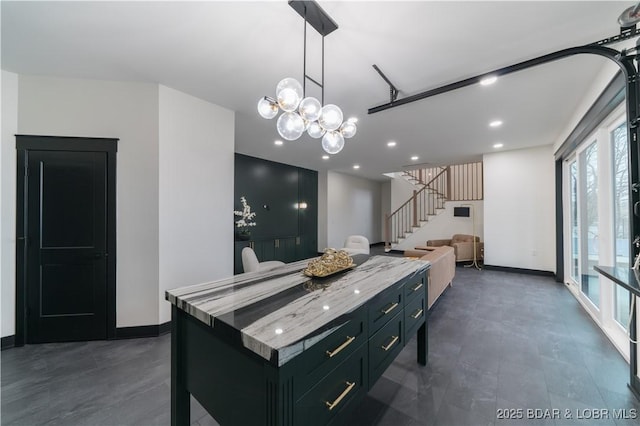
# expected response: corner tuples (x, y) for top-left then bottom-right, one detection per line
(404, 293), (425, 341)
(404, 274), (426, 303)
(295, 344), (367, 426)
(368, 282), (403, 335)
(368, 311), (403, 386)
(295, 307), (367, 396)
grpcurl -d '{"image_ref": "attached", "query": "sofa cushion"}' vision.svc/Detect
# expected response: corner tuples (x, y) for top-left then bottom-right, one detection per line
(451, 234), (479, 244)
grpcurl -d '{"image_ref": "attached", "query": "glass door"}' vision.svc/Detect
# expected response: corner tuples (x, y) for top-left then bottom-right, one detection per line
(570, 160), (579, 283)
(579, 141), (600, 308)
(612, 122), (630, 328)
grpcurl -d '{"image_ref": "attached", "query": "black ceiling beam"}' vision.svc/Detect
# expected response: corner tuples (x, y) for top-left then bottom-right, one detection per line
(288, 1), (338, 37)
(368, 28), (640, 115)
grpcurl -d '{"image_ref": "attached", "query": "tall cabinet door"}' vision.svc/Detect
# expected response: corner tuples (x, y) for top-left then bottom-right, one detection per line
(297, 169), (318, 259)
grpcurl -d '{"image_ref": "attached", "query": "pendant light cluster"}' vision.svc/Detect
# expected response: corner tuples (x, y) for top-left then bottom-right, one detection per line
(257, 1), (357, 155)
(258, 79), (356, 154)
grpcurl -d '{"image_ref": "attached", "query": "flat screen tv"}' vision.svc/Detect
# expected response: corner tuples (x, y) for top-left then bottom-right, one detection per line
(453, 207), (470, 217)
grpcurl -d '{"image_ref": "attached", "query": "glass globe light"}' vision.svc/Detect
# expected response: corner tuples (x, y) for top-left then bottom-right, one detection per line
(277, 112), (305, 141)
(322, 131), (345, 154)
(276, 78), (303, 112)
(307, 121), (326, 139)
(318, 104), (343, 131)
(298, 97), (322, 121)
(257, 97), (278, 119)
(277, 88), (301, 112)
(276, 77), (303, 99)
(339, 121), (357, 138)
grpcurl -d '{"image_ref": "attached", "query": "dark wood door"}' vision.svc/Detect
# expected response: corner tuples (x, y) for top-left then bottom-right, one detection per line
(24, 150), (108, 342)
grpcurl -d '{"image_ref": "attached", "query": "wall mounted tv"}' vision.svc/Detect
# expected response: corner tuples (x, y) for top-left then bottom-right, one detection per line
(453, 207), (470, 217)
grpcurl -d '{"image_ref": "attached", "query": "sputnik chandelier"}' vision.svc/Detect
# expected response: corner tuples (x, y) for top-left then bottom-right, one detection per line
(257, 0), (357, 155)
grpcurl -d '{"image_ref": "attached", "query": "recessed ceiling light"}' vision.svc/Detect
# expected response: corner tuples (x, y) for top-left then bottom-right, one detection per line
(353, 164), (360, 169)
(387, 141), (397, 147)
(493, 143), (504, 148)
(274, 140), (283, 146)
(411, 156), (419, 161)
(489, 120), (503, 128)
(322, 155), (330, 160)
(480, 76), (497, 86)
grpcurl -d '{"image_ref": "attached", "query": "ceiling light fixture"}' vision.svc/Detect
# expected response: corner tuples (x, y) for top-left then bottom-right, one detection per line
(387, 141), (397, 147)
(489, 120), (503, 128)
(480, 76), (498, 86)
(353, 164), (360, 169)
(274, 140), (283, 146)
(257, 1), (356, 155)
(493, 143), (504, 148)
(411, 156), (419, 161)
(322, 155), (330, 160)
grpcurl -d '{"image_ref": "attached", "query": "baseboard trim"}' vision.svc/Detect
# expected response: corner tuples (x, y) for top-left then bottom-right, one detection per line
(1, 335), (15, 350)
(115, 321), (171, 340)
(482, 264), (555, 277)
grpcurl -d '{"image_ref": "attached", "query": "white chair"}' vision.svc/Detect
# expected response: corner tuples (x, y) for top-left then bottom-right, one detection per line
(241, 247), (285, 273)
(342, 235), (370, 255)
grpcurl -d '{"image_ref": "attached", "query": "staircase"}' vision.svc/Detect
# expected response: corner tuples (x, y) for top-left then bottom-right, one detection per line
(385, 161), (483, 250)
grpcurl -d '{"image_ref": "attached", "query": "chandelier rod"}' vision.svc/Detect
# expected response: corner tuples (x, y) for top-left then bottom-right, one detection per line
(302, 6), (325, 105)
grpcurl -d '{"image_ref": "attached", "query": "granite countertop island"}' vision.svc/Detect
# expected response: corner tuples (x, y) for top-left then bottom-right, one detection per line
(166, 254), (430, 366)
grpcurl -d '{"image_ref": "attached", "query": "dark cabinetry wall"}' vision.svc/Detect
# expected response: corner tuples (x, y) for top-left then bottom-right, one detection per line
(234, 154), (318, 274)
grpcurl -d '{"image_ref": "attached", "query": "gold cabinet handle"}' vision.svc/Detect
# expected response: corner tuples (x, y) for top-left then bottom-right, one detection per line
(411, 282), (423, 292)
(326, 336), (355, 358)
(325, 381), (356, 411)
(381, 335), (399, 351)
(381, 302), (399, 315)
(411, 309), (424, 319)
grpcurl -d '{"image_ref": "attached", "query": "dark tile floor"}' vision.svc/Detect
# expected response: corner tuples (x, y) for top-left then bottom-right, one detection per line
(2, 266), (639, 425)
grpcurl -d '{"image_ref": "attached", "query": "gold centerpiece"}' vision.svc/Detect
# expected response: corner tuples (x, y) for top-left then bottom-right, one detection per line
(303, 248), (355, 278)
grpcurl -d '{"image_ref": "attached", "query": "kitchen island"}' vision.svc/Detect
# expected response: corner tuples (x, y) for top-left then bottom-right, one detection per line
(166, 254), (430, 426)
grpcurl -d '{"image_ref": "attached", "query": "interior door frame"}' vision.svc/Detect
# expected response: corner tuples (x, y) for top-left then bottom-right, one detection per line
(15, 135), (118, 346)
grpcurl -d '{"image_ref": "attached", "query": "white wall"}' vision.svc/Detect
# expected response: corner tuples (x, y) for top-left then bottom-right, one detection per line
(390, 172), (416, 211)
(1, 71), (18, 337)
(484, 145), (556, 272)
(3, 76), (236, 334)
(15, 75), (160, 328)
(326, 171), (382, 249)
(158, 86), (234, 324)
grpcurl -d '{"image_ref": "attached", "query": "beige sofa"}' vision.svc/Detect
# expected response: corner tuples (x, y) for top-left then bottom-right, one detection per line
(426, 234), (483, 262)
(404, 246), (455, 309)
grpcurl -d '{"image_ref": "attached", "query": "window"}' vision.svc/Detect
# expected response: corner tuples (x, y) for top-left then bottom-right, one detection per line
(563, 105), (631, 359)
(570, 160), (579, 282)
(579, 141), (599, 307)
(612, 122), (630, 328)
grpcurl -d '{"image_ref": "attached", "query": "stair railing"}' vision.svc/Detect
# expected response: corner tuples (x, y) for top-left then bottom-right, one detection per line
(385, 167), (449, 250)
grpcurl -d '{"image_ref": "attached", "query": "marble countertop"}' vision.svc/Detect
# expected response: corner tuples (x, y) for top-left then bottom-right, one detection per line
(166, 255), (430, 365)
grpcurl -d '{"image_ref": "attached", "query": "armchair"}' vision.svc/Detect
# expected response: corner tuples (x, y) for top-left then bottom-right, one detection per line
(342, 235), (370, 255)
(241, 247), (285, 273)
(426, 234), (483, 262)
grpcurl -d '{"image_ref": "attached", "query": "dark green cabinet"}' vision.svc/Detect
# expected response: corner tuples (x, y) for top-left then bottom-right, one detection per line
(235, 154), (318, 274)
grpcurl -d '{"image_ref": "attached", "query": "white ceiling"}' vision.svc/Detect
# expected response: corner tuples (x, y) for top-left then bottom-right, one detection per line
(1, 1), (634, 180)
